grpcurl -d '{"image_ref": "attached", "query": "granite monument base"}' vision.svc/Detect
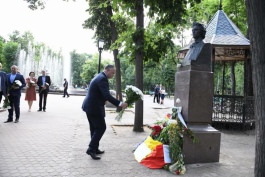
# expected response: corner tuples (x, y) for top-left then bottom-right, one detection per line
(183, 124), (221, 164)
(174, 70), (214, 123)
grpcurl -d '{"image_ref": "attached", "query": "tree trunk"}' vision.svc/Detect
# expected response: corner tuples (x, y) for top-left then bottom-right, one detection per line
(106, 4), (123, 112)
(246, 1), (265, 176)
(133, 0), (144, 132)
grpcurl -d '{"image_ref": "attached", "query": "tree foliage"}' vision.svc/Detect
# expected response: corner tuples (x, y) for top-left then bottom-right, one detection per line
(188, 0), (247, 35)
(0, 38), (5, 65)
(70, 50), (92, 87)
(3, 42), (18, 71)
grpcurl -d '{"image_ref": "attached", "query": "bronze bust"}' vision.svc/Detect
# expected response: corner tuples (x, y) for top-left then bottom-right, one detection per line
(181, 22), (206, 66)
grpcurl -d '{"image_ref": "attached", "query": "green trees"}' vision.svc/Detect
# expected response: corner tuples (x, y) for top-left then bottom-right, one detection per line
(0, 37), (5, 65)
(3, 41), (18, 71)
(83, 0), (132, 114)
(70, 50), (92, 88)
(188, 0), (247, 35)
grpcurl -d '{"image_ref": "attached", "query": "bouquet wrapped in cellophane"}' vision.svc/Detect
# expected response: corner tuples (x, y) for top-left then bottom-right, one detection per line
(115, 85), (144, 121)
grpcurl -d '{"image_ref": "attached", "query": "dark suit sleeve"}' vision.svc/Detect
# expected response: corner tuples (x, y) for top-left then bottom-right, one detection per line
(19, 75), (26, 89)
(47, 76), (51, 86)
(98, 77), (120, 107)
(37, 77), (42, 87)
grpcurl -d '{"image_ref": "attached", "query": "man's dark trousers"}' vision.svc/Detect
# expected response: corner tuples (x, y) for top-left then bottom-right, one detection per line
(39, 91), (48, 110)
(86, 113), (106, 152)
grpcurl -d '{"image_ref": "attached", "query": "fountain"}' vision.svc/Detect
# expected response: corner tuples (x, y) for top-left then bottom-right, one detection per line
(17, 43), (70, 90)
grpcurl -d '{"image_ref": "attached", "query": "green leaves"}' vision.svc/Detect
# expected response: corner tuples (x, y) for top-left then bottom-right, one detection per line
(3, 42), (18, 71)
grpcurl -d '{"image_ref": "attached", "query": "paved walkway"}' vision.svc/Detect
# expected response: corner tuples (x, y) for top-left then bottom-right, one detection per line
(0, 93), (255, 177)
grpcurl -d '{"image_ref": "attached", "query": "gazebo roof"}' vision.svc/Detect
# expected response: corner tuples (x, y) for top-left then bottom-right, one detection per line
(178, 10), (250, 61)
(205, 10), (249, 46)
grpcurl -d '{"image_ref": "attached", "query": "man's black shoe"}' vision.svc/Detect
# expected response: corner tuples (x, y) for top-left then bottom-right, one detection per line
(43, 110), (46, 112)
(4, 120), (12, 123)
(96, 149), (105, 154)
(86, 150), (101, 160)
(37, 109), (42, 112)
(14, 120), (19, 123)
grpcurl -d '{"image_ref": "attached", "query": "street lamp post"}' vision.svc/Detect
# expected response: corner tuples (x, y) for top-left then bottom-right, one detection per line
(98, 39), (104, 73)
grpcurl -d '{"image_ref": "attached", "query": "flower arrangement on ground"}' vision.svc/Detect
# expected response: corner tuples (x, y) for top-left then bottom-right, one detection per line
(115, 85), (144, 121)
(11, 80), (22, 89)
(134, 107), (198, 175)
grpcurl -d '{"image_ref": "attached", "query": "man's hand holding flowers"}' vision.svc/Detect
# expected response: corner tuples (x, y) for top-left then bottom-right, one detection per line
(115, 85), (144, 121)
(120, 102), (128, 109)
(11, 80), (22, 90)
(40, 82), (49, 92)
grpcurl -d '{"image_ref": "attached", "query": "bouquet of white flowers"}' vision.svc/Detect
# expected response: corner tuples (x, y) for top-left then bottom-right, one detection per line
(11, 80), (22, 89)
(29, 80), (35, 88)
(115, 85), (144, 121)
(40, 82), (49, 93)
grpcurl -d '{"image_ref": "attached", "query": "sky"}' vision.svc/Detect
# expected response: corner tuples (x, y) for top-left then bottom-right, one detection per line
(0, 0), (113, 59)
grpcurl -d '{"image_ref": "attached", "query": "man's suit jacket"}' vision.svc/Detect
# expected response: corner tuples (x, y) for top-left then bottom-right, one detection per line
(37, 76), (51, 93)
(63, 80), (68, 89)
(6, 73), (26, 96)
(82, 72), (120, 117)
(0, 71), (7, 96)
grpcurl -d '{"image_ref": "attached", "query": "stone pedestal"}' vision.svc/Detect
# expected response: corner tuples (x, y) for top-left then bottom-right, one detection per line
(174, 43), (221, 164)
(174, 70), (213, 123)
(183, 124), (221, 164)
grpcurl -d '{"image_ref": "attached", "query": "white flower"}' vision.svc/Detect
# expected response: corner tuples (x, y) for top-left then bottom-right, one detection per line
(176, 98), (181, 103)
(177, 64), (181, 68)
(125, 85), (144, 100)
(167, 119), (178, 125)
(115, 85), (144, 121)
(45, 83), (49, 86)
(30, 80), (35, 84)
(14, 80), (22, 86)
(180, 166), (186, 175)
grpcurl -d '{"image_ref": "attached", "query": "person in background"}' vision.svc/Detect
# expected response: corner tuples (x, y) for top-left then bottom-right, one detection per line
(25, 72), (37, 112)
(4, 65), (26, 123)
(62, 78), (69, 98)
(153, 84), (160, 103)
(37, 70), (51, 112)
(158, 84), (162, 103)
(160, 86), (166, 105)
(0, 63), (7, 104)
(82, 64), (128, 160)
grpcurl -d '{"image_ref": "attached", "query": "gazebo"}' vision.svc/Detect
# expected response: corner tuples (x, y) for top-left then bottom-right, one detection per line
(177, 6), (254, 128)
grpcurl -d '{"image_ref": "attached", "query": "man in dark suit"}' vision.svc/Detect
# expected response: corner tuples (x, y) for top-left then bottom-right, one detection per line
(62, 78), (69, 98)
(4, 65), (26, 123)
(82, 64), (127, 160)
(0, 63), (7, 103)
(37, 70), (51, 112)
(153, 84), (160, 103)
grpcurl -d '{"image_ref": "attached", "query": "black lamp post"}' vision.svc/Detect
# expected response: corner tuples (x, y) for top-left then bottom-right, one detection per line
(98, 39), (104, 73)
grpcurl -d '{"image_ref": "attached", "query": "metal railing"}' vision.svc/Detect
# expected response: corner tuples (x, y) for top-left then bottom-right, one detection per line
(212, 95), (255, 128)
